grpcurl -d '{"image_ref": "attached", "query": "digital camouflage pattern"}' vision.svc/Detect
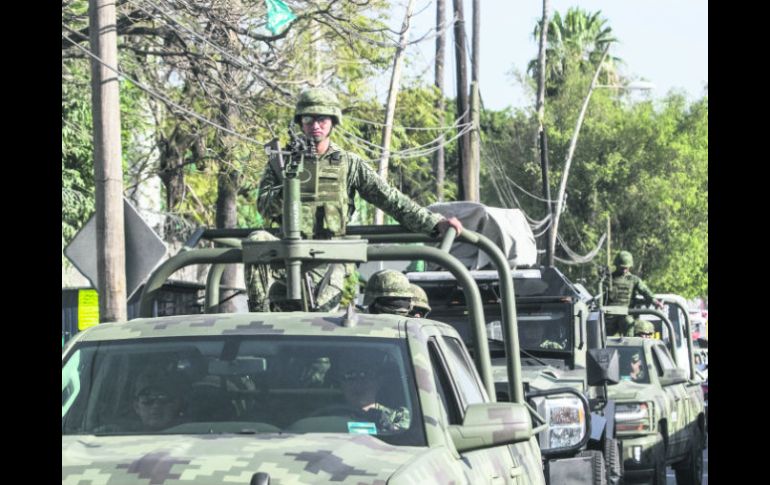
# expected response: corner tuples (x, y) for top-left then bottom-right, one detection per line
(363, 269), (413, 306)
(603, 272), (657, 336)
(63, 312), (547, 484)
(256, 141), (442, 237)
(614, 250), (634, 268)
(294, 87), (343, 126)
(607, 337), (706, 483)
(634, 319), (655, 336)
(409, 284), (431, 314)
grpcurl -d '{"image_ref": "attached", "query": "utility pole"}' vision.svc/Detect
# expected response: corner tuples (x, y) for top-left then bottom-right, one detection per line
(452, 0), (471, 200)
(89, 0), (127, 322)
(375, 0), (416, 224)
(433, 0), (446, 201)
(466, 0), (481, 202)
(536, 0), (552, 266)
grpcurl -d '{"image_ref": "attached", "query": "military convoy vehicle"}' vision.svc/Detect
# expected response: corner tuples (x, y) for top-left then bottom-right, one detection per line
(62, 141), (563, 483)
(607, 334), (706, 485)
(62, 310), (548, 484)
(409, 265), (622, 485)
(606, 302), (706, 485)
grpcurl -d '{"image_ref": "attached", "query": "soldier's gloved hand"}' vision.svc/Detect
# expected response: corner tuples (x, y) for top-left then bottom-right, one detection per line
(654, 299), (665, 310)
(435, 217), (463, 237)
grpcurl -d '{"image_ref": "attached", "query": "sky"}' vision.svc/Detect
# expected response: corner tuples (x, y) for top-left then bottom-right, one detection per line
(381, 0), (708, 111)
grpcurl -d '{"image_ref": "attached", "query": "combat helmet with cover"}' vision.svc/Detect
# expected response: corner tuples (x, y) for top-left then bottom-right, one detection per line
(614, 250), (634, 269)
(294, 87), (343, 126)
(409, 283), (431, 316)
(634, 319), (655, 336)
(364, 269), (413, 314)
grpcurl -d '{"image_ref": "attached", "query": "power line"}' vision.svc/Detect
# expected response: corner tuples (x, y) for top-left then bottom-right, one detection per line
(62, 28), (268, 147)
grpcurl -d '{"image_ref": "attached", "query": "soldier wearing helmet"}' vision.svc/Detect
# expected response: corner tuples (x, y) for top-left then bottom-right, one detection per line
(634, 319), (656, 339)
(363, 269), (413, 316)
(408, 284), (431, 318)
(248, 88), (462, 312)
(602, 250), (664, 337)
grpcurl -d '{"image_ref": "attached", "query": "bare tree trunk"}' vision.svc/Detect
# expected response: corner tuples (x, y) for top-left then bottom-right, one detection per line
(214, 8), (242, 313)
(374, 0), (416, 224)
(89, 0), (127, 322)
(434, 0), (446, 201)
(452, 0), (471, 200)
(548, 47), (610, 262)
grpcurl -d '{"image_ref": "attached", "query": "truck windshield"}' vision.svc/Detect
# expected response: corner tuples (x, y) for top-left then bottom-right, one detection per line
(612, 346), (651, 384)
(62, 336), (426, 446)
(517, 303), (572, 352)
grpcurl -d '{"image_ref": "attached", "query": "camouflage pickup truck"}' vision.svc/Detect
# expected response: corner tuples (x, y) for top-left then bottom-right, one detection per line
(409, 266), (622, 485)
(607, 335), (706, 485)
(62, 311), (546, 484)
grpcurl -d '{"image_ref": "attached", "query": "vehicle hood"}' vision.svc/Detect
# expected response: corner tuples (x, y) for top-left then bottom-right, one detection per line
(492, 360), (585, 393)
(607, 380), (651, 401)
(62, 433), (420, 484)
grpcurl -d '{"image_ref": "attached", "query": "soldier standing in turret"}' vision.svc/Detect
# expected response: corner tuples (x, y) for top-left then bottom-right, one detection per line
(603, 251), (664, 336)
(247, 88), (462, 312)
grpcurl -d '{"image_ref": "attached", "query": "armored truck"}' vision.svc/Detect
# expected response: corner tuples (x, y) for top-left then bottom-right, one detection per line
(607, 335), (706, 485)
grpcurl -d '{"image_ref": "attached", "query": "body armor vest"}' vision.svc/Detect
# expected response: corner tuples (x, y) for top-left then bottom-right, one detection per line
(298, 152), (348, 237)
(607, 273), (635, 307)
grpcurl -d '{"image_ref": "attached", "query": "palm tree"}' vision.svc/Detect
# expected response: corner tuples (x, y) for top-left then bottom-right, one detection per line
(528, 8), (621, 96)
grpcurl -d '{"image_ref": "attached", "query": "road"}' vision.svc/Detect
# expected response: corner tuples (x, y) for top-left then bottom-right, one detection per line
(666, 439), (708, 485)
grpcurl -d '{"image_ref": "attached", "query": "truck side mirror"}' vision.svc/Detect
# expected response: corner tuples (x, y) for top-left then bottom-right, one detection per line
(587, 348), (620, 386)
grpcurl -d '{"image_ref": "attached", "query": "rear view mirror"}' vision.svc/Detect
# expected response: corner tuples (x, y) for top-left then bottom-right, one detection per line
(209, 357), (267, 376)
(587, 348), (620, 386)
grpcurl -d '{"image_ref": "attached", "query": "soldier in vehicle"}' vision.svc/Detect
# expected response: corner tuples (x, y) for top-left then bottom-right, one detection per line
(335, 353), (411, 432)
(634, 319), (656, 339)
(132, 371), (189, 431)
(628, 353), (645, 382)
(247, 88), (462, 312)
(408, 283), (431, 318)
(603, 250), (664, 337)
(364, 269), (413, 316)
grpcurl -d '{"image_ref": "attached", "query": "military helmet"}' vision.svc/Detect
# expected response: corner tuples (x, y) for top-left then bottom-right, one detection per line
(294, 87), (343, 125)
(631, 352), (641, 363)
(363, 269), (413, 306)
(634, 319), (655, 336)
(614, 250), (634, 268)
(409, 284), (431, 313)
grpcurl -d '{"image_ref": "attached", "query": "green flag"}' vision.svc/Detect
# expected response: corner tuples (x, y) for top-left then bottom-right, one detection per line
(265, 0), (296, 35)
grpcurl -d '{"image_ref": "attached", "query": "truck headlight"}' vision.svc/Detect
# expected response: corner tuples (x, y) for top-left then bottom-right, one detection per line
(615, 402), (653, 433)
(544, 396), (586, 449)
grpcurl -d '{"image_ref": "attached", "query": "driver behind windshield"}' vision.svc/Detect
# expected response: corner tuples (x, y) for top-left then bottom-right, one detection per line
(132, 370), (189, 431)
(337, 354), (411, 432)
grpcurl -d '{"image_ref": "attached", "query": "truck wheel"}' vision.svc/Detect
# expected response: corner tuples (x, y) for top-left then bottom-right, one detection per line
(673, 428), (703, 485)
(577, 450), (607, 485)
(604, 438), (623, 485)
(652, 433), (667, 485)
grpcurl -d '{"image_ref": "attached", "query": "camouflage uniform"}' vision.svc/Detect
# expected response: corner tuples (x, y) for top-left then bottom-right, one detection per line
(247, 88), (442, 312)
(364, 269), (414, 316)
(363, 403), (411, 432)
(603, 251), (658, 337)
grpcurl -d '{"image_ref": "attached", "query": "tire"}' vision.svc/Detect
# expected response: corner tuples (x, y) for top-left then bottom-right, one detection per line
(673, 428), (703, 485)
(652, 432), (667, 485)
(604, 438), (623, 485)
(577, 450), (608, 485)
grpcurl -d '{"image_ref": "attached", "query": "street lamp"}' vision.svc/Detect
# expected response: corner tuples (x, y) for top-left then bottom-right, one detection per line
(594, 80), (656, 91)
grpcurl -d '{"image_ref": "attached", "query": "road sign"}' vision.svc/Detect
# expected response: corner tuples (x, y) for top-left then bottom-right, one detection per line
(64, 198), (167, 300)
